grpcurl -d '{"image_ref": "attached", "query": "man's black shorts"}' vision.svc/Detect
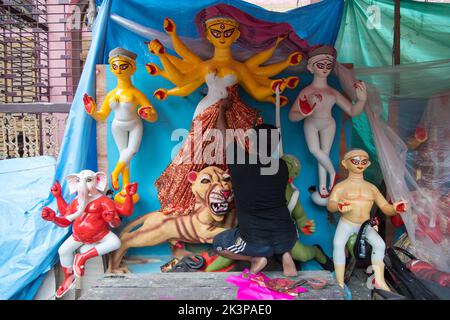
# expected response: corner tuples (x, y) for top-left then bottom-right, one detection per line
(212, 228), (296, 257)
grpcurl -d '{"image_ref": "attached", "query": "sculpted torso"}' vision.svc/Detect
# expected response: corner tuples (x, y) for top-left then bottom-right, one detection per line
(332, 180), (379, 224)
(108, 88), (142, 122)
(297, 86), (338, 120)
(70, 196), (116, 243)
(147, 17), (301, 106)
(194, 73), (237, 119)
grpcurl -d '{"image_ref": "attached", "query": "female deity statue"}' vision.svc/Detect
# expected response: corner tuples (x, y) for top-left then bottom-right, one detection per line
(146, 4), (308, 215)
(288, 45), (367, 200)
(83, 48), (158, 204)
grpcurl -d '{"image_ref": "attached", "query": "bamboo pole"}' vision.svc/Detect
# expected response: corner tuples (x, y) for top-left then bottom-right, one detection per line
(385, 0), (401, 246)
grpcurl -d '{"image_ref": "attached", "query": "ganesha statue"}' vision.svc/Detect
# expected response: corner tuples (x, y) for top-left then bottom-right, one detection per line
(108, 166), (236, 273)
(41, 170), (137, 298)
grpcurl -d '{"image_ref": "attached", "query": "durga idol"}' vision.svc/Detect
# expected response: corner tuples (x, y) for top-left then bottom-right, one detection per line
(146, 4), (309, 216)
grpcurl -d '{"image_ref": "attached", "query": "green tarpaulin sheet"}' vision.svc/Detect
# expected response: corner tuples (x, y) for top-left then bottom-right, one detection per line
(335, 0), (450, 183)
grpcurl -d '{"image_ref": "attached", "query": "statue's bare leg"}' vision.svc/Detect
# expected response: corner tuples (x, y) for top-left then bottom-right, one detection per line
(319, 120), (336, 191)
(111, 122), (128, 190)
(112, 121), (142, 202)
(304, 119), (336, 196)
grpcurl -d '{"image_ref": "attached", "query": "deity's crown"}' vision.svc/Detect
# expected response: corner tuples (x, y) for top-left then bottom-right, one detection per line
(108, 47), (137, 65)
(205, 17), (239, 29)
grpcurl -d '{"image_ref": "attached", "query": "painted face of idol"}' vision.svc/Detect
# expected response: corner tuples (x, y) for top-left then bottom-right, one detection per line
(205, 19), (240, 49)
(312, 59), (334, 78)
(346, 156), (371, 174)
(109, 57), (136, 78)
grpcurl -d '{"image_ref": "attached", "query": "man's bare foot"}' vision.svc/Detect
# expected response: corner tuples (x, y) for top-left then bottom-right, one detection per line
(107, 266), (130, 274)
(282, 252), (297, 277)
(250, 257), (268, 274)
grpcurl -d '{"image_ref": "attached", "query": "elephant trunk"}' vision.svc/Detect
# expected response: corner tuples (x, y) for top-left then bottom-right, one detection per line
(66, 180), (90, 222)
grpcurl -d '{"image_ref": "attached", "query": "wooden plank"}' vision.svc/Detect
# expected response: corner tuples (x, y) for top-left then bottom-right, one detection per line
(95, 65), (108, 174)
(79, 271), (344, 300)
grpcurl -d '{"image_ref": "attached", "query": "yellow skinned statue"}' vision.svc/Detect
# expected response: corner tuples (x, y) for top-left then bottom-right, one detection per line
(327, 149), (408, 291)
(84, 47), (158, 203)
(145, 17), (302, 106)
(147, 4), (310, 216)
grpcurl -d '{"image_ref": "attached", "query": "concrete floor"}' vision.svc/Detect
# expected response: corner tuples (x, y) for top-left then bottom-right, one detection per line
(347, 268), (372, 300)
(39, 256), (373, 300)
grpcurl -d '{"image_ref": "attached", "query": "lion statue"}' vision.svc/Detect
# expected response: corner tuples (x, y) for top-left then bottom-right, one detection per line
(108, 166), (236, 273)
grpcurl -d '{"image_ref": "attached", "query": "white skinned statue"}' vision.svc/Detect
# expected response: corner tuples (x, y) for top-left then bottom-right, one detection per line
(289, 45), (367, 201)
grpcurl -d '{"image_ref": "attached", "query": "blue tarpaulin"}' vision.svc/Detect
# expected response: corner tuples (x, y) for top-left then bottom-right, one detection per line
(0, 0), (112, 300)
(0, 0), (345, 299)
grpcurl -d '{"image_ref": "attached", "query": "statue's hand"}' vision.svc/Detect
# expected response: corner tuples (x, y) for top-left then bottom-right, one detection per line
(41, 206), (56, 221)
(50, 180), (62, 197)
(299, 94), (319, 116)
(394, 200), (408, 214)
(271, 79), (287, 94)
(83, 93), (96, 115)
(288, 52), (302, 66)
(164, 18), (176, 34)
(147, 39), (165, 56)
(300, 220), (316, 235)
(153, 88), (168, 100)
(102, 210), (116, 223)
(337, 201), (352, 213)
(354, 80), (367, 102)
(145, 63), (160, 76)
(138, 105), (157, 122)
(408, 126), (428, 149)
(125, 182), (138, 196)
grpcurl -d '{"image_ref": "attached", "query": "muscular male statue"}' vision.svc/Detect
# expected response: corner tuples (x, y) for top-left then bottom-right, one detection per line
(327, 149), (407, 291)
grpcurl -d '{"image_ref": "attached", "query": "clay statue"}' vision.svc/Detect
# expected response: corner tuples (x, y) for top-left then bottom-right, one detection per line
(289, 45), (367, 201)
(149, 3), (307, 217)
(283, 154), (334, 270)
(83, 47), (157, 203)
(108, 166), (236, 273)
(327, 149), (407, 291)
(41, 170), (136, 298)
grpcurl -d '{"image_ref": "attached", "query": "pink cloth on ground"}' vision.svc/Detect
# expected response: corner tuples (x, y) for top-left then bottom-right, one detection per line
(226, 269), (308, 300)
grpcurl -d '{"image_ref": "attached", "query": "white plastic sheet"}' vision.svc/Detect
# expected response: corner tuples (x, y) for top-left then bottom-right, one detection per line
(335, 60), (450, 272)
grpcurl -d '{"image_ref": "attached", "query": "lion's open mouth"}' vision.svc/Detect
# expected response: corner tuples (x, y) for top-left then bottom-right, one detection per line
(209, 190), (233, 215)
(210, 202), (229, 215)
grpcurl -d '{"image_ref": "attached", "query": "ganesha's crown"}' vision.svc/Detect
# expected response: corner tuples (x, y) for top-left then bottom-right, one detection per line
(205, 17), (239, 29)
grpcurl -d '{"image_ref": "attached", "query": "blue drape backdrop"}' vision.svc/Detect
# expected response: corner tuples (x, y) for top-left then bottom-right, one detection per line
(0, 0), (345, 299)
